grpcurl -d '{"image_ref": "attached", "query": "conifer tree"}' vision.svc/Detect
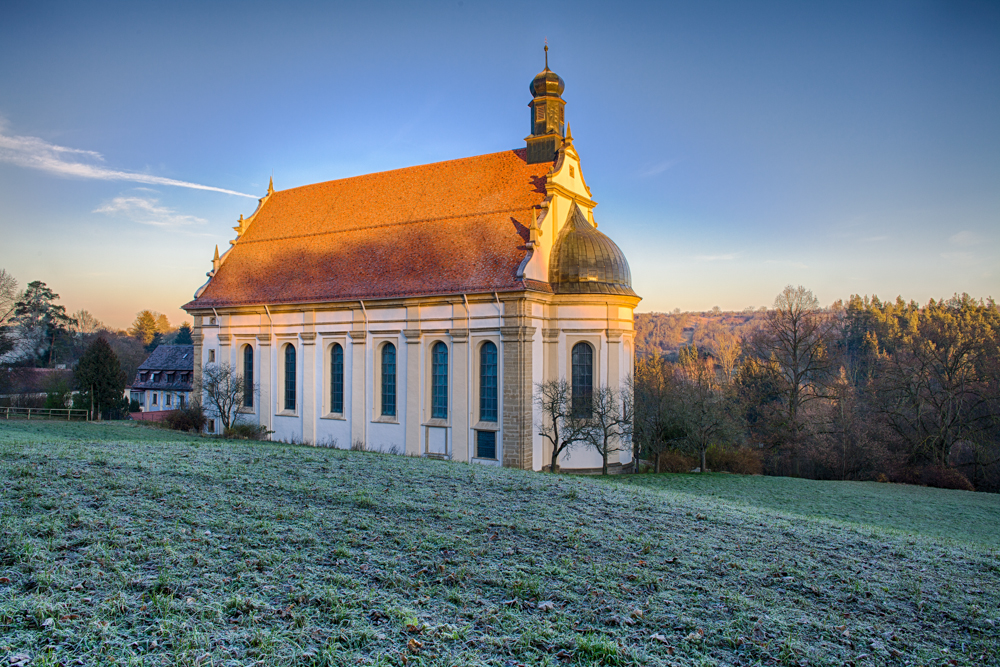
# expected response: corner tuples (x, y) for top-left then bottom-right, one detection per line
(75, 337), (127, 420)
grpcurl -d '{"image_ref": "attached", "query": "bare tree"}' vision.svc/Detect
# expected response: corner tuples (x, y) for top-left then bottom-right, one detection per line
(202, 362), (258, 432)
(535, 379), (587, 473)
(712, 331), (742, 384)
(674, 347), (742, 472)
(581, 384), (634, 475)
(0, 269), (18, 323)
(745, 285), (837, 466)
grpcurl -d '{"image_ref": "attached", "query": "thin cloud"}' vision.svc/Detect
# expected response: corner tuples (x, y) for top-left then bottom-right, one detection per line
(0, 118), (255, 198)
(637, 159), (681, 178)
(94, 196), (207, 228)
(949, 230), (979, 246)
(695, 253), (738, 261)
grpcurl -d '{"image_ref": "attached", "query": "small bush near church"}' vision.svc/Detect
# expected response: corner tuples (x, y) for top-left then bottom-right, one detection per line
(164, 404), (207, 433)
(705, 444), (763, 475)
(224, 423), (271, 440)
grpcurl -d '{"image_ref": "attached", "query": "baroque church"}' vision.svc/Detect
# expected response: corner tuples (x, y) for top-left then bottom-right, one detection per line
(183, 52), (641, 472)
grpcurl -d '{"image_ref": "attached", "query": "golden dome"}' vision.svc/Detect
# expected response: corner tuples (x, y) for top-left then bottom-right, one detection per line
(549, 204), (635, 296)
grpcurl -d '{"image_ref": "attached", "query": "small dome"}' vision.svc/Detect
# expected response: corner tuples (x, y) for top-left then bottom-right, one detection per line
(530, 67), (565, 98)
(549, 204), (635, 296)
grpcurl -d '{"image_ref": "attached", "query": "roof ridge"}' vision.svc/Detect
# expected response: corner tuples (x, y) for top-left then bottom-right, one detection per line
(274, 148), (531, 196)
(235, 205), (536, 246)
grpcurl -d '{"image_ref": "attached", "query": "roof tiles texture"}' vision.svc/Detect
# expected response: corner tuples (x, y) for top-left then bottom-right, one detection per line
(186, 149), (552, 310)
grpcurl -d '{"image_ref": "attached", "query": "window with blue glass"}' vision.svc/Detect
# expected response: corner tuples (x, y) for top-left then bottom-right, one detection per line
(479, 341), (497, 422)
(243, 344), (254, 408)
(330, 343), (344, 414)
(431, 341), (448, 419)
(476, 430), (497, 459)
(284, 344), (296, 412)
(571, 342), (593, 418)
(381, 343), (396, 417)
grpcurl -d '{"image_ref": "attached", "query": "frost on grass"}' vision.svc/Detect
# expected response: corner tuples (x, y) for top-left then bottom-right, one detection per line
(0, 420), (997, 666)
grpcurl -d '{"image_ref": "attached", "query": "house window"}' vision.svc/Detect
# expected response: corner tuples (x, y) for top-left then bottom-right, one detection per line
(381, 343), (396, 417)
(179, 394), (186, 409)
(208, 349), (216, 363)
(480, 341), (498, 422)
(284, 344), (296, 412)
(431, 342), (448, 419)
(330, 343), (344, 414)
(166, 394), (172, 407)
(571, 342), (593, 418)
(207, 419), (215, 433)
(243, 345), (254, 408)
(476, 430), (497, 460)
(152, 393), (158, 406)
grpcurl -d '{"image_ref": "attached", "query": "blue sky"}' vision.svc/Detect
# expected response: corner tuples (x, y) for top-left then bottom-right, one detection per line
(1, 0), (997, 328)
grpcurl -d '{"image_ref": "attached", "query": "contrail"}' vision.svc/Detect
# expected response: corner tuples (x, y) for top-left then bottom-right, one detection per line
(0, 120), (256, 198)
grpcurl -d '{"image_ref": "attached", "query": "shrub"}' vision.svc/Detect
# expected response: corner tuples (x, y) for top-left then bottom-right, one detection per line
(164, 405), (207, 433)
(654, 449), (697, 473)
(223, 423), (271, 440)
(706, 445), (763, 475)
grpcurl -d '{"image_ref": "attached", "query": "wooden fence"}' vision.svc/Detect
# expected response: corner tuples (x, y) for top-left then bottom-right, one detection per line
(2, 406), (90, 421)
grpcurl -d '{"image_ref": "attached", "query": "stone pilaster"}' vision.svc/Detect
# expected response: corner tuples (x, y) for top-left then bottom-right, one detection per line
(501, 323), (535, 470)
(450, 328), (469, 463)
(256, 334), (271, 434)
(403, 329), (421, 456)
(348, 330), (366, 449)
(301, 333), (316, 445)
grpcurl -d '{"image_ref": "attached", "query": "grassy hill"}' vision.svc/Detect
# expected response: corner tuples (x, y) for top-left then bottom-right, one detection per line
(1, 421), (997, 666)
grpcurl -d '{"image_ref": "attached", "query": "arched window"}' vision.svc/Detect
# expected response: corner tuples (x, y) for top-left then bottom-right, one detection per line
(381, 343), (396, 417)
(431, 341), (448, 419)
(479, 341), (497, 422)
(243, 345), (254, 408)
(571, 342), (593, 418)
(284, 344), (296, 412)
(330, 343), (344, 414)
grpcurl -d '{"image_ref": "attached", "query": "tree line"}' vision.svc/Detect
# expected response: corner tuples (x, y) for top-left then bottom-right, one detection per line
(633, 286), (1000, 492)
(0, 269), (193, 417)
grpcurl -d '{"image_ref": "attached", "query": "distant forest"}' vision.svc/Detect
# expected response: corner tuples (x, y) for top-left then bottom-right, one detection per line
(633, 288), (1000, 493)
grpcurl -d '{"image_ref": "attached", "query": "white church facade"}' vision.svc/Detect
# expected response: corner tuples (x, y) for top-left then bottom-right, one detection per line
(183, 55), (641, 472)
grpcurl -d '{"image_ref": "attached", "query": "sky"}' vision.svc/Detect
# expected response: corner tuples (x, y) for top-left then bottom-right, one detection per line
(1, 0), (997, 329)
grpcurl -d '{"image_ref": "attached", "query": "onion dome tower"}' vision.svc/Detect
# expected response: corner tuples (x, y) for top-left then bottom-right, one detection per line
(549, 204), (635, 295)
(526, 45), (567, 164)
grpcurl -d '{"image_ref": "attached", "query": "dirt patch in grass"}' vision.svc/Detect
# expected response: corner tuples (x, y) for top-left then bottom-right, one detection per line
(1, 421), (998, 665)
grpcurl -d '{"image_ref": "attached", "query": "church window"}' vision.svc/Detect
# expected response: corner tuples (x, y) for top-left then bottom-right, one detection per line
(331, 343), (344, 414)
(208, 349), (215, 363)
(284, 344), (296, 412)
(381, 343), (396, 417)
(479, 341), (498, 422)
(243, 345), (254, 408)
(476, 430), (497, 460)
(431, 342), (448, 419)
(571, 342), (593, 418)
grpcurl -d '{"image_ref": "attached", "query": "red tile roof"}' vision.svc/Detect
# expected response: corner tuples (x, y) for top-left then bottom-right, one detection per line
(184, 149), (553, 310)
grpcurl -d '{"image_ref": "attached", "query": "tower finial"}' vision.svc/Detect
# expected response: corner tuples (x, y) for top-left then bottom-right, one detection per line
(544, 40), (548, 70)
(267, 175), (274, 195)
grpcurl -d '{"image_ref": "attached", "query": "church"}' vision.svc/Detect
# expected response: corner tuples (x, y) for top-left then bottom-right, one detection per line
(183, 52), (641, 473)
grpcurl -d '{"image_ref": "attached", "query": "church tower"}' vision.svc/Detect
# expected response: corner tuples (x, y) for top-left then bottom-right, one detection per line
(525, 46), (566, 164)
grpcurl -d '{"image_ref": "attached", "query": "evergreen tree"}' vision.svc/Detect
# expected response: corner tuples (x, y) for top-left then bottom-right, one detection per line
(145, 331), (164, 352)
(12, 281), (76, 366)
(75, 337), (127, 420)
(175, 322), (194, 345)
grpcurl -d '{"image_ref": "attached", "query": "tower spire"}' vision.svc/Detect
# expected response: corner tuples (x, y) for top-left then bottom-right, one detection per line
(525, 47), (566, 164)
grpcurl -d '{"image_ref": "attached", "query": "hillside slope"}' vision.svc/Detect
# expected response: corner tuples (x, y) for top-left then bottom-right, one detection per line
(1, 421), (997, 666)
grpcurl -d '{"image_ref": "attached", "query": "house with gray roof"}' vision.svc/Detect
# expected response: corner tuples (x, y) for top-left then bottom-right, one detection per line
(128, 345), (194, 415)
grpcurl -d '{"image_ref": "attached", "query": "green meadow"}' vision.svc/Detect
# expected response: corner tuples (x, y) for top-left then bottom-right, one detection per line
(1, 421), (997, 666)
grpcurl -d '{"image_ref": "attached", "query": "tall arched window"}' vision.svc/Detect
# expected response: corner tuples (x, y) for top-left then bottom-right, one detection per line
(381, 343), (396, 417)
(479, 341), (497, 422)
(284, 344), (296, 412)
(431, 341), (448, 419)
(243, 345), (254, 408)
(330, 343), (344, 414)
(571, 342), (593, 418)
